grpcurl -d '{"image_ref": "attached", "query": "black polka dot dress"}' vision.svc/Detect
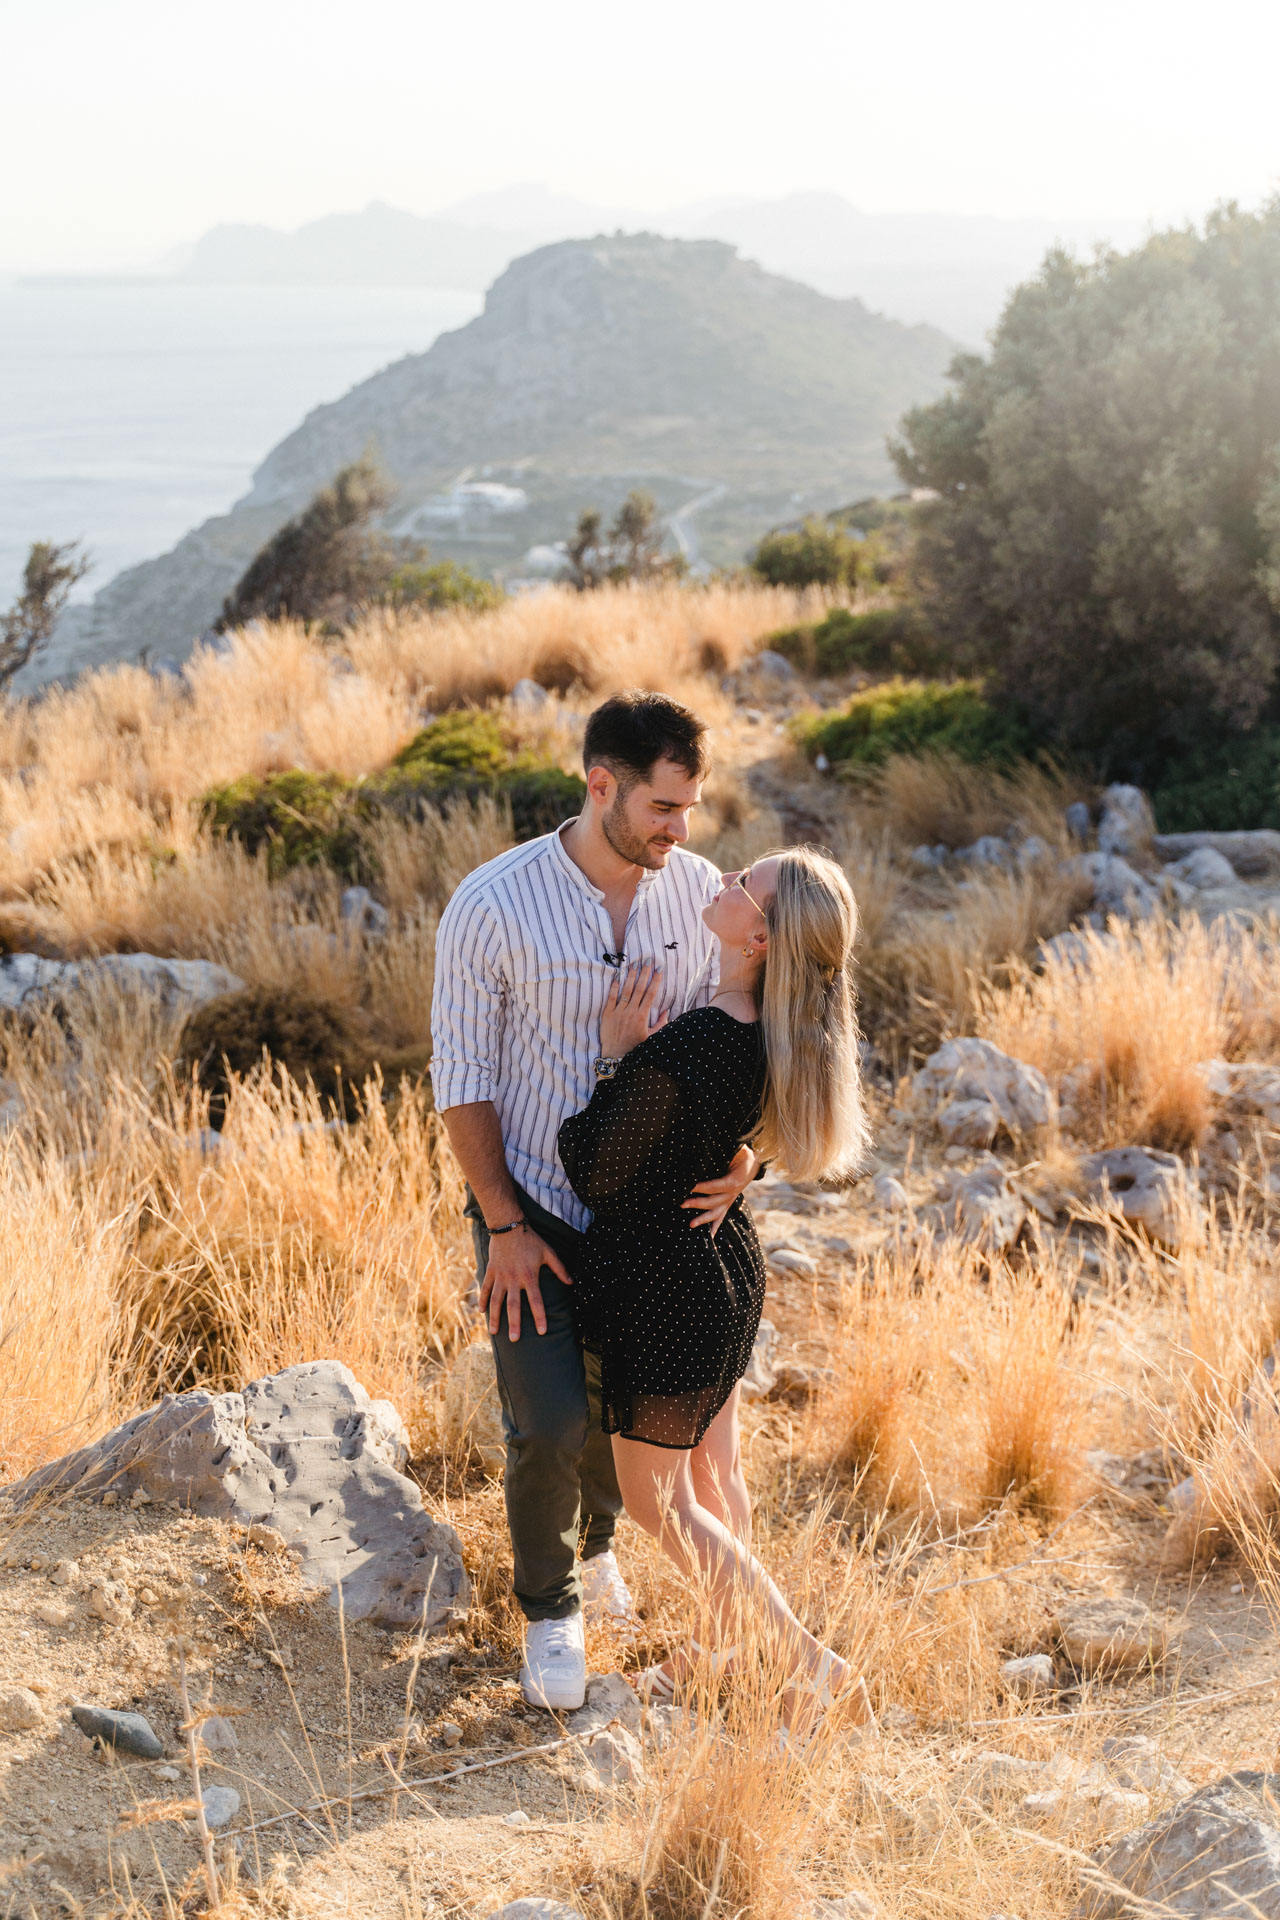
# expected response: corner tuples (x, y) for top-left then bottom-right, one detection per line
(557, 1007), (768, 1451)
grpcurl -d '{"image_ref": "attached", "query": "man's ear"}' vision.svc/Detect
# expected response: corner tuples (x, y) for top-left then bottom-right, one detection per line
(585, 765), (614, 806)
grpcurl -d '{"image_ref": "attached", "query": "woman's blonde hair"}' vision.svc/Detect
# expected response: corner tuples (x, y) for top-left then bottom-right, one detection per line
(753, 845), (870, 1183)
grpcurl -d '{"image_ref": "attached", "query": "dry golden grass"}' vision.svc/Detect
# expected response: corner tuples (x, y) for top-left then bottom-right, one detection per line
(808, 1233), (1097, 1530)
(977, 917), (1280, 1150)
(863, 861), (1093, 1058)
(862, 750), (1086, 852)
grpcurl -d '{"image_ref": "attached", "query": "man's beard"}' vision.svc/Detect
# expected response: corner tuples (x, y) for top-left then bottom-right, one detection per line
(602, 795), (671, 870)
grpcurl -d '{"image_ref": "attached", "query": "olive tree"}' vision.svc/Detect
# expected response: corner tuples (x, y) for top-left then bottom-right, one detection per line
(892, 201), (1280, 776)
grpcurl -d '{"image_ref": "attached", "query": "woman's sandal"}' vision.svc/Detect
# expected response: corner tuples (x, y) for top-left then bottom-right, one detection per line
(776, 1653), (878, 1753)
(636, 1638), (738, 1705)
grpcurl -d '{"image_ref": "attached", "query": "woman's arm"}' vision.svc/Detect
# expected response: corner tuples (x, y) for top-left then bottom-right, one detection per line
(558, 1053), (681, 1211)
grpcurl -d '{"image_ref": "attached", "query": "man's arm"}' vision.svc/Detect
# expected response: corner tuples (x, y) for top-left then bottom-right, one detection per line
(440, 1101), (571, 1341)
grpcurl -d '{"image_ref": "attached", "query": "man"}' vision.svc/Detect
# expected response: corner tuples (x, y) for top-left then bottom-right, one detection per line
(430, 690), (757, 1711)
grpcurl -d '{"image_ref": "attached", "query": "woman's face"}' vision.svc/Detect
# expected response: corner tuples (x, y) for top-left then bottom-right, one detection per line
(702, 857), (780, 952)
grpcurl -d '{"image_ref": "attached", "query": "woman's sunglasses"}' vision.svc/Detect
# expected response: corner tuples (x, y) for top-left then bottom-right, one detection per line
(730, 868), (767, 919)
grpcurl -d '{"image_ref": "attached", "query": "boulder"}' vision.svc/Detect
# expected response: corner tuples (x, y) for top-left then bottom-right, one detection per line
(338, 886), (390, 938)
(956, 835), (1013, 870)
(1097, 784), (1155, 860)
(767, 1245), (818, 1276)
(740, 1319), (780, 1400)
(1080, 1147), (1201, 1246)
(873, 1173), (911, 1212)
(441, 1341), (506, 1476)
(1075, 1771), (1280, 1918)
(1065, 801), (1093, 842)
(71, 1705), (162, 1757)
(1153, 828), (1280, 878)
(1165, 846), (1237, 891)
(1073, 851), (1161, 920)
(752, 648), (798, 684)
(200, 1785), (241, 1829)
(579, 1723), (646, 1788)
(1016, 834), (1052, 868)
(910, 844), (949, 871)
(568, 1671), (642, 1739)
(924, 1164), (1026, 1250)
(1054, 1595), (1174, 1675)
(999, 1653), (1057, 1699)
(913, 1037), (1053, 1142)
(1101, 1735), (1193, 1799)
(0, 952), (244, 1015)
(0, 1687), (44, 1731)
(11, 1361), (466, 1630)
(510, 677), (551, 712)
(1203, 1059), (1280, 1129)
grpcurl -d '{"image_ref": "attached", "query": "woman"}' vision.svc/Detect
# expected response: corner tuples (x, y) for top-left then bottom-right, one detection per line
(557, 846), (873, 1734)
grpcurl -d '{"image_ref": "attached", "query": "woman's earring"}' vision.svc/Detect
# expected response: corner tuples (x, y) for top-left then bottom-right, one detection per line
(741, 945), (754, 957)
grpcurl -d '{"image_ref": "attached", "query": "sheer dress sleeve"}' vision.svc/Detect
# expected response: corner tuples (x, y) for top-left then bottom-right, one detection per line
(557, 1050), (683, 1217)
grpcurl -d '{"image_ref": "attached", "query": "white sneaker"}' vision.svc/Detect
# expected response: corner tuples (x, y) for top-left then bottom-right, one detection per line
(581, 1548), (636, 1625)
(520, 1613), (586, 1711)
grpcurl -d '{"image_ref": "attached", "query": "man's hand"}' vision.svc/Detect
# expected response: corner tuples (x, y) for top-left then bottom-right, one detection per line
(479, 1225), (572, 1340)
(680, 1144), (759, 1235)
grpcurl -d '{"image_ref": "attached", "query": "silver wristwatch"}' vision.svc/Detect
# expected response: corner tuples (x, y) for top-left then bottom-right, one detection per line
(594, 1055), (622, 1080)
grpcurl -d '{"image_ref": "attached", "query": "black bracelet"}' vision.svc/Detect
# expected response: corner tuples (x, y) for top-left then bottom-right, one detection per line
(487, 1218), (527, 1236)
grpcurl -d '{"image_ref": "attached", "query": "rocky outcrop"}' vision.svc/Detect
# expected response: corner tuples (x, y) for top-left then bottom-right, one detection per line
(1153, 829), (1280, 877)
(0, 953), (243, 1014)
(1075, 1772), (1280, 1918)
(912, 1037), (1053, 1145)
(8, 1361), (467, 1630)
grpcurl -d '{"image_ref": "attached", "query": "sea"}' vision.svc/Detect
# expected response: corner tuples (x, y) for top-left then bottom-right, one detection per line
(0, 280), (482, 606)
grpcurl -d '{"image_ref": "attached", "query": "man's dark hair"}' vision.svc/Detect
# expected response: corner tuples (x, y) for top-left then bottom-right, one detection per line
(583, 690), (710, 788)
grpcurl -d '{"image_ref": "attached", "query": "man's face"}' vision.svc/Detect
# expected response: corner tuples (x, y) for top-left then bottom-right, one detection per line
(601, 757), (704, 869)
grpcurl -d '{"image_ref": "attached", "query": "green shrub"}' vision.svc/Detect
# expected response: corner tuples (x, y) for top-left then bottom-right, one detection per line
(175, 986), (368, 1127)
(377, 711), (586, 833)
(796, 678), (1028, 771)
(384, 559), (503, 613)
(203, 711), (586, 873)
(751, 518), (861, 589)
(387, 710), (514, 779)
(767, 606), (945, 678)
(202, 770), (365, 878)
(1151, 729), (1280, 831)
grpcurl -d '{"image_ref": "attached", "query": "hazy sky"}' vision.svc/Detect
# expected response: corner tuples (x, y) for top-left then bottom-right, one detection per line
(7, 0), (1280, 270)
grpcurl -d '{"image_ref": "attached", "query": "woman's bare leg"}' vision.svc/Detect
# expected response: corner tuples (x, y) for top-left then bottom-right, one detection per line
(613, 1425), (862, 1720)
(689, 1388), (752, 1547)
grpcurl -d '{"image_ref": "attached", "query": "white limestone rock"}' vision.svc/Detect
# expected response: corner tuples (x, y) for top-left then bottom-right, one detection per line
(1165, 846), (1237, 890)
(739, 1319), (780, 1401)
(912, 1036), (1053, 1142)
(10, 1360), (464, 1630)
(1097, 784), (1155, 860)
(1075, 1771), (1280, 1918)
(0, 952), (244, 1014)
(1081, 1147), (1202, 1246)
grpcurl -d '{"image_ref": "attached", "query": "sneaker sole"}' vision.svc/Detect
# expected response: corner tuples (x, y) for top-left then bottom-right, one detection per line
(520, 1668), (586, 1711)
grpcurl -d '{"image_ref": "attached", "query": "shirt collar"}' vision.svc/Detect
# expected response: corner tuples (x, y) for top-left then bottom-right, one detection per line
(549, 821), (667, 903)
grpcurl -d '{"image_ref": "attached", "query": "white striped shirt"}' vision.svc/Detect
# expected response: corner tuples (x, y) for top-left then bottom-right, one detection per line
(430, 825), (721, 1230)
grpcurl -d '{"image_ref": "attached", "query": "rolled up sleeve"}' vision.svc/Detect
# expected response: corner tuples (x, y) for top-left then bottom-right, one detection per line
(430, 887), (507, 1111)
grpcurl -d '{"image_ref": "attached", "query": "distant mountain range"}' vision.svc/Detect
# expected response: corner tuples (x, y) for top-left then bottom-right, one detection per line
(39, 234), (954, 681)
(166, 185), (1146, 344)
